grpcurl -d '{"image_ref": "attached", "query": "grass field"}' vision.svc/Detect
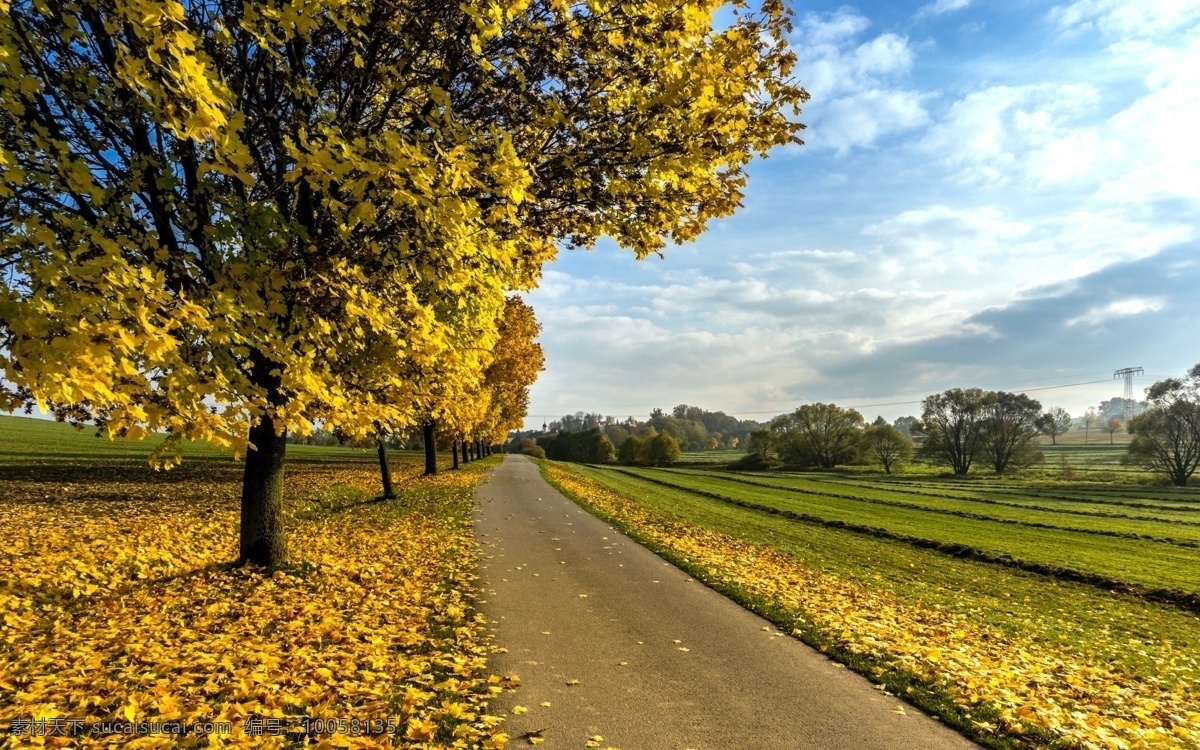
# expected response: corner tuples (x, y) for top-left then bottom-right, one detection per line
(0, 416), (509, 748)
(0, 414), (396, 464)
(675, 449), (745, 465)
(545, 459), (1200, 750)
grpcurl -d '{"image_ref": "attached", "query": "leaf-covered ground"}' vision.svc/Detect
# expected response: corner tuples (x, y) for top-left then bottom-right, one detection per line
(545, 463), (1200, 750)
(0, 455), (512, 748)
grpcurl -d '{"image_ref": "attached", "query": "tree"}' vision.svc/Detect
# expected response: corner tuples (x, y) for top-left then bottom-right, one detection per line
(771, 403), (864, 469)
(516, 438), (546, 460)
(892, 415), (920, 439)
(541, 428), (615, 464)
(0, 2), (804, 567)
(1124, 365), (1200, 486)
(919, 388), (986, 475)
(1101, 417), (1123, 444)
(642, 433), (682, 467)
(861, 423), (912, 474)
(747, 430), (775, 458)
(469, 297), (544, 452)
(1098, 398), (1146, 422)
(706, 437), (720, 450)
(1083, 408), (1098, 445)
(1036, 407), (1072, 445)
(618, 436), (645, 466)
(979, 392), (1043, 474)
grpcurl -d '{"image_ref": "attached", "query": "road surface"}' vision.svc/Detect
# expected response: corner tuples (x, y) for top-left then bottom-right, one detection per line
(474, 455), (977, 749)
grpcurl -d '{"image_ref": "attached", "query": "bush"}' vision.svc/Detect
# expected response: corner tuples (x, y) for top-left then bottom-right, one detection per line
(727, 453), (781, 471)
(540, 428), (616, 464)
(642, 433), (682, 466)
(521, 444), (546, 459)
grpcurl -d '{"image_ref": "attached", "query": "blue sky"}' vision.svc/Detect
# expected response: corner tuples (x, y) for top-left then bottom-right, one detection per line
(521, 0), (1200, 427)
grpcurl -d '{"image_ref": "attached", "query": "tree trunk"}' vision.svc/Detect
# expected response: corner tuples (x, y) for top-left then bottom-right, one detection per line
(462, 439), (470, 464)
(423, 420), (437, 476)
(452, 439), (460, 469)
(377, 438), (397, 498)
(240, 414), (289, 568)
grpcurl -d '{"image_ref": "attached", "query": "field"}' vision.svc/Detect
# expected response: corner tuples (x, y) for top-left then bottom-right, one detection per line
(0, 414), (391, 464)
(544, 459), (1200, 750)
(0, 416), (511, 749)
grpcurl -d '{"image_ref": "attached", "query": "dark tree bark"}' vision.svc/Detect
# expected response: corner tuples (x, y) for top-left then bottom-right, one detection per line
(423, 420), (437, 475)
(377, 438), (397, 498)
(462, 439), (470, 464)
(240, 414), (288, 567)
(452, 439), (460, 469)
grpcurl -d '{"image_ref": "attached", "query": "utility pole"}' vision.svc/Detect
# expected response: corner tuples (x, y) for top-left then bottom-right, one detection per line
(1113, 367), (1144, 421)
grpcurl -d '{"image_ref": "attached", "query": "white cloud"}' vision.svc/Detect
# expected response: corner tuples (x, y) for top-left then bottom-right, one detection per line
(1050, 0), (1200, 38)
(818, 89), (930, 153)
(920, 83), (1101, 186)
(916, 0), (971, 19)
(1066, 297), (1166, 326)
(792, 9), (929, 152)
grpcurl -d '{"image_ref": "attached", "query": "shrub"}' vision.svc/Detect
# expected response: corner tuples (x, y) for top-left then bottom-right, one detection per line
(642, 433), (682, 467)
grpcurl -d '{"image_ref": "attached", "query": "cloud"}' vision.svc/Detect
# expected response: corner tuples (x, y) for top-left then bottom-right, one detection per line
(916, 0), (971, 20)
(920, 84), (1101, 186)
(816, 243), (1200, 399)
(1050, 0), (1200, 38)
(1066, 297), (1166, 326)
(792, 8), (929, 152)
(818, 90), (930, 153)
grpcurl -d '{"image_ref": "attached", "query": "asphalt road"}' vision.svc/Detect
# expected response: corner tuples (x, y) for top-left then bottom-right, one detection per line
(474, 455), (978, 750)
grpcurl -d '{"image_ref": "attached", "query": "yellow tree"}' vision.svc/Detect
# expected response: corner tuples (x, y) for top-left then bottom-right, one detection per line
(0, 0), (806, 567)
(474, 296), (544, 451)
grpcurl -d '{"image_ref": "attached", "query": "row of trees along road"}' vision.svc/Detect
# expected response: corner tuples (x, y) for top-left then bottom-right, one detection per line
(0, 2), (807, 566)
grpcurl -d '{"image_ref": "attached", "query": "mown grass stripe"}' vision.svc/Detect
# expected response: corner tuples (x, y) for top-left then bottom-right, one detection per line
(596, 466), (1200, 614)
(653, 468), (1200, 548)
(855, 476), (1200, 510)
(756, 474), (1200, 526)
(697, 470), (1200, 536)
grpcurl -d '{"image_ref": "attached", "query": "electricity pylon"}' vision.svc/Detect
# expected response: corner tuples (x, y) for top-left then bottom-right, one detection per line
(1113, 367), (1144, 421)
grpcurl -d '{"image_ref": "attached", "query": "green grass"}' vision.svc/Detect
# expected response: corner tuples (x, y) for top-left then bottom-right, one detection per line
(0, 414), (398, 464)
(554, 462), (1200, 698)
(675, 449), (745, 464)
(599, 465), (1200, 601)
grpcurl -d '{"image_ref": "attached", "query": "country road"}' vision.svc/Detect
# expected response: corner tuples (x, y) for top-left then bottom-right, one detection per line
(473, 455), (978, 750)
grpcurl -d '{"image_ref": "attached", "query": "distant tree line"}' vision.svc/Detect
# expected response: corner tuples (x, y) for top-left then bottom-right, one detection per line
(512, 366), (1200, 485)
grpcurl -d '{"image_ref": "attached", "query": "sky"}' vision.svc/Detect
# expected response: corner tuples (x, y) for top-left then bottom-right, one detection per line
(521, 0), (1200, 428)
